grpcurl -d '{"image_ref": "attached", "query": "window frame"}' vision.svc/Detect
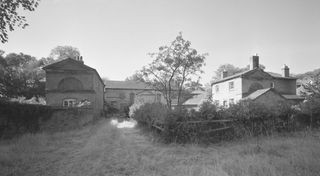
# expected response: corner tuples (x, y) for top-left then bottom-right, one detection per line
(229, 81), (234, 91)
(62, 98), (76, 107)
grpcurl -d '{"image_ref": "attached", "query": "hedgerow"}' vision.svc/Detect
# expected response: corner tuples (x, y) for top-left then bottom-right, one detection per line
(0, 100), (53, 139)
(131, 99), (318, 144)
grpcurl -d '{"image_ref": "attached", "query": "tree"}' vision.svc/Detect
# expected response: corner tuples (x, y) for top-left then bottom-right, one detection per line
(0, 0), (40, 43)
(212, 63), (266, 81)
(212, 64), (245, 81)
(140, 33), (207, 109)
(0, 52), (45, 99)
(125, 72), (145, 82)
(49, 46), (80, 60)
(300, 73), (320, 128)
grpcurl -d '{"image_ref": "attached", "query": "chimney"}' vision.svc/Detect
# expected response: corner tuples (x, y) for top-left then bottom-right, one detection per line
(79, 56), (84, 64)
(250, 54), (259, 70)
(282, 64), (289, 77)
(221, 70), (228, 79)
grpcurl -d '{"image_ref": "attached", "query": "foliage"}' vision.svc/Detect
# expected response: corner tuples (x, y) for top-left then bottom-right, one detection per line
(139, 32), (207, 109)
(212, 63), (266, 81)
(104, 102), (119, 115)
(300, 73), (320, 128)
(0, 52), (46, 98)
(0, 100), (53, 139)
(131, 103), (168, 128)
(49, 45), (80, 60)
(125, 72), (145, 82)
(0, 0), (40, 43)
(132, 99), (313, 143)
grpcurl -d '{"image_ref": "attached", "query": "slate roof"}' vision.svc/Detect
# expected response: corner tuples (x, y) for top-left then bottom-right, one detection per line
(212, 68), (297, 85)
(183, 92), (208, 106)
(105, 80), (153, 90)
(244, 88), (273, 100)
(282, 94), (305, 100)
(244, 88), (304, 101)
(190, 90), (206, 95)
(42, 58), (104, 85)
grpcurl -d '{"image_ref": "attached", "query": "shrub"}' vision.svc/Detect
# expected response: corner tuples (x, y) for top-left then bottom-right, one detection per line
(104, 102), (119, 116)
(131, 103), (168, 128)
(132, 100), (314, 144)
(0, 100), (53, 139)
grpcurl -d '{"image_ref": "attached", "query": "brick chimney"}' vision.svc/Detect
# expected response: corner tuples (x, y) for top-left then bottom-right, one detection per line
(250, 54), (259, 70)
(282, 64), (289, 77)
(79, 56), (84, 64)
(75, 56), (84, 64)
(221, 70), (228, 79)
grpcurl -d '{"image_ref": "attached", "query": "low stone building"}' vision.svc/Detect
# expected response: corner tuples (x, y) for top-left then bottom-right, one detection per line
(211, 55), (304, 107)
(43, 57), (104, 115)
(104, 80), (164, 111)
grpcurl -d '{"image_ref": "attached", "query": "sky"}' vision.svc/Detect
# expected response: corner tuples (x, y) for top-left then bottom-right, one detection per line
(1, 0), (320, 84)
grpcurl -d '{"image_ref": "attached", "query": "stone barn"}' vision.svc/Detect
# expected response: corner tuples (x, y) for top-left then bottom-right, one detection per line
(43, 57), (104, 116)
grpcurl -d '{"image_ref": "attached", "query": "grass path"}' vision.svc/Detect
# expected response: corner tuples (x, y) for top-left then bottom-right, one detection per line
(1, 119), (320, 176)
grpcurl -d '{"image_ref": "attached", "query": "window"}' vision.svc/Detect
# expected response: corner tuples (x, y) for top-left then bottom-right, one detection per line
(229, 98), (234, 105)
(215, 85), (219, 93)
(223, 100), (227, 107)
(63, 99), (76, 107)
(229, 81), (234, 90)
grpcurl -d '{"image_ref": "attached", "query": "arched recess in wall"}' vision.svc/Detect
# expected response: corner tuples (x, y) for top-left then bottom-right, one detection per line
(58, 77), (84, 91)
(248, 82), (263, 94)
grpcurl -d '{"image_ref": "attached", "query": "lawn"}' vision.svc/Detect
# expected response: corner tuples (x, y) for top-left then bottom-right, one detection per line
(0, 118), (320, 176)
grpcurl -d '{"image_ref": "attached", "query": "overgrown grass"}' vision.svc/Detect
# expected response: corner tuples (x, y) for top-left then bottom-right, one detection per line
(0, 119), (320, 176)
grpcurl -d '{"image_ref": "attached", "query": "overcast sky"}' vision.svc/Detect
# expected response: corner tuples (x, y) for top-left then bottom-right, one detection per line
(1, 0), (320, 84)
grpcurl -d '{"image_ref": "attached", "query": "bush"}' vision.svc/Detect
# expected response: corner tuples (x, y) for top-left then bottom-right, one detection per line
(0, 100), (53, 139)
(132, 100), (315, 144)
(131, 103), (168, 128)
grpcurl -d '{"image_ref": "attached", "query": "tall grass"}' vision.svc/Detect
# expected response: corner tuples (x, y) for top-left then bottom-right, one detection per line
(0, 119), (320, 176)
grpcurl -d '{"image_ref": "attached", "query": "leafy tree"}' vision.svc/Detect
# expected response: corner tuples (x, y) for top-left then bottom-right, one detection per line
(125, 72), (145, 82)
(212, 64), (246, 81)
(184, 80), (203, 92)
(49, 45), (80, 60)
(0, 0), (40, 43)
(0, 52), (45, 99)
(212, 63), (266, 81)
(300, 73), (320, 128)
(140, 33), (207, 109)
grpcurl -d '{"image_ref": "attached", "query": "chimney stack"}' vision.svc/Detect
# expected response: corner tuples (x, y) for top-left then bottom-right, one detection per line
(250, 54), (259, 70)
(282, 64), (289, 77)
(221, 70), (228, 79)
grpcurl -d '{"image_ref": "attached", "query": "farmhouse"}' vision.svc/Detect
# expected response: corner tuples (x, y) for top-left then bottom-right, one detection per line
(43, 57), (104, 115)
(211, 55), (304, 107)
(104, 80), (165, 111)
